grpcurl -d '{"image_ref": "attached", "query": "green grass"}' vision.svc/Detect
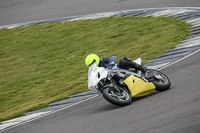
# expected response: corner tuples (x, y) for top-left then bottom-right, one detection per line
(0, 16), (191, 123)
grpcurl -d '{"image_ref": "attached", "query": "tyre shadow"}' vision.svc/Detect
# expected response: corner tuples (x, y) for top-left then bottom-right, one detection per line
(90, 89), (172, 114)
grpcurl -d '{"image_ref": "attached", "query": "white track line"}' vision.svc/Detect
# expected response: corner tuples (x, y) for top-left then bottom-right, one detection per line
(159, 48), (200, 70)
(0, 95), (98, 132)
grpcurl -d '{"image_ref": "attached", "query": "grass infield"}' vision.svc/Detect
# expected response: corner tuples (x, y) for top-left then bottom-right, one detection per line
(0, 16), (191, 123)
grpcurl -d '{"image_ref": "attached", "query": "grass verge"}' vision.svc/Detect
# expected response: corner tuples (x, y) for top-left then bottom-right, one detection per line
(0, 16), (191, 123)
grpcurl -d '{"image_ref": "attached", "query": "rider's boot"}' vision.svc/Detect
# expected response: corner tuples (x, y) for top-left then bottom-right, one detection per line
(138, 65), (147, 73)
(119, 57), (147, 73)
(131, 62), (147, 73)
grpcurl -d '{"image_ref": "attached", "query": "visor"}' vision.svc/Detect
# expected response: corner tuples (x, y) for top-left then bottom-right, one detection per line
(87, 59), (96, 68)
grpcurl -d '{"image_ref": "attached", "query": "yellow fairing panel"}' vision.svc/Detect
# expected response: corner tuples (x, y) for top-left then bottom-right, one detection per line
(123, 75), (155, 97)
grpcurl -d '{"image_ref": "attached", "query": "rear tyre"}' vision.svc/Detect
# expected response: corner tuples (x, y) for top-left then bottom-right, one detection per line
(146, 69), (171, 91)
(102, 87), (132, 106)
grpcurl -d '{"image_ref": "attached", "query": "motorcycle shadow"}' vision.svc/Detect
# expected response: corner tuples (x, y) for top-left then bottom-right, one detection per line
(92, 99), (128, 113)
(93, 91), (165, 113)
(132, 86), (173, 102)
(131, 91), (159, 102)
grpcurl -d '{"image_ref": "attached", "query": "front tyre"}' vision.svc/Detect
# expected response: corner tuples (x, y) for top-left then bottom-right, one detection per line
(102, 87), (132, 106)
(146, 69), (171, 91)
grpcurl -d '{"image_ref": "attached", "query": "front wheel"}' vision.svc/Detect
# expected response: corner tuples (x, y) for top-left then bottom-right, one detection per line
(102, 87), (132, 106)
(146, 69), (171, 91)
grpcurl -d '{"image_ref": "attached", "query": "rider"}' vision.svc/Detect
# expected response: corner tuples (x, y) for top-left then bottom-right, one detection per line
(85, 54), (147, 73)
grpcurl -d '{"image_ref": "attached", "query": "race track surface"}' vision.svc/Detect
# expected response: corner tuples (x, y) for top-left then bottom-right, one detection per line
(1, 0), (200, 132)
(2, 51), (200, 133)
(0, 0), (200, 26)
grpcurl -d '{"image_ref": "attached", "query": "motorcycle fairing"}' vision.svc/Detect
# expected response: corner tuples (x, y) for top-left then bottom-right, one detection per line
(88, 62), (108, 91)
(123, 75), (155, 97)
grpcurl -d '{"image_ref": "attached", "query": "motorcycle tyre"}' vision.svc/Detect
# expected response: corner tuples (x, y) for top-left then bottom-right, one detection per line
(146, 69), (171, 92)
(102, 88), (132, 106)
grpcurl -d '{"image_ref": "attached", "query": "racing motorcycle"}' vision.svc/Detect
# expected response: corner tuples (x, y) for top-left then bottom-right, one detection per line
(87, 58), (171, 106)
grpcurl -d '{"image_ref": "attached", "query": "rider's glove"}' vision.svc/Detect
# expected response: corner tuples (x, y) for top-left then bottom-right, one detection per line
(107, 62), (115, 69)
(109, 61), (115, 66)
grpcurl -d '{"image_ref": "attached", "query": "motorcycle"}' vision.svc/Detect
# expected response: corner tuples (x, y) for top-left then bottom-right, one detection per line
(87, 58), (171, 106)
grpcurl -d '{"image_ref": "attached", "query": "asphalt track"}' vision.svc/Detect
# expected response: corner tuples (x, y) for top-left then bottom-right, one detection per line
(0, 0), (200, 26)
(1, 0), (200, 133)
(1, 51), (200, 133)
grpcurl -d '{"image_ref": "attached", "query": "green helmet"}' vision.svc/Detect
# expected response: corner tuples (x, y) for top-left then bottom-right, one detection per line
(85, 54), (100, 67)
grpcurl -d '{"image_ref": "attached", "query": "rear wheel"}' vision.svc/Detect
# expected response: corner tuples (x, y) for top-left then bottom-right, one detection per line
(145, 69), (171, 91)
(102, 87), (132, 106)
